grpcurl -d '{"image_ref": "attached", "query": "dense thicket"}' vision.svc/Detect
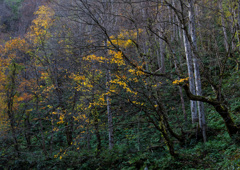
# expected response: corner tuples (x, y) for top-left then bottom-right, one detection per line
(1, 0), (240, 169)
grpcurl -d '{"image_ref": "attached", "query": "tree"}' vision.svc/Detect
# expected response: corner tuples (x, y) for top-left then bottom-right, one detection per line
(188, 0), (206, 142)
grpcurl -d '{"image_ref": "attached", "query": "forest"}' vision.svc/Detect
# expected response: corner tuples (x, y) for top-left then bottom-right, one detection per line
(0, 0), (240, 169)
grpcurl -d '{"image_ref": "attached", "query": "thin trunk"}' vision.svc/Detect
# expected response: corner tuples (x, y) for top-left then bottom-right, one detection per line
(193, 57), (207, 142)
(230, 9), (235, 50)
(155, 36), (161, 68)
(159, 36), (165, 73)
(104, 36), (114, 150)
(179, 86), (187, 122)
(171, 1), (187, 123)
(168, 5), (173, 42)
(171, 0), (177, 40)
(173, 0), (182, 41)
(189, 0), (207, 142)
(158, 0), (165, 73)
(106, 69), (114, 149)
(182, 28), (198, 123)
(195, 2), (204, 49)
(219, 1), (229, 51)
(92, 69), (101, 155)
(233, 6), (240, 47)
(141, 3), (150, 72)
(172, 49), (187, 123)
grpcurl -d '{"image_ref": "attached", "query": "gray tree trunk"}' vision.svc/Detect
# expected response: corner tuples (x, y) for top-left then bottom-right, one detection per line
(172, 49), (187, 122)
(102, 0), (114, 150)
(171, 0), (187, 123)
(106, 69), (114, 149)
(219, 0), (229, 51)
(189, 0), (206, 142)
(159, 36), (165, 73)
(157, 0), (165, 73)
(182, 27), (198, 123)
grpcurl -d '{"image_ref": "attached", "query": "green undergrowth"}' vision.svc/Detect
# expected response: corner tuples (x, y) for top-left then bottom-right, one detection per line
(2, 134), (240, 170)
(1, 107), (240, 169)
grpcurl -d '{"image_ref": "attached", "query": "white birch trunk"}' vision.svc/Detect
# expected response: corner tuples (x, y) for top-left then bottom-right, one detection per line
(102, 0), (114, 150)
(182, 28), (198, 123)
(189, 0), (206, 142)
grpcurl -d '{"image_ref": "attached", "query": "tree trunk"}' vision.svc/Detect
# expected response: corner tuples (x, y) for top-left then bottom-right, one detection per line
(159, 36), (165, 73)
(106, 69), (114, 149)
(219, 0), (229, 51)
(157, 0), (165, 73)
(91, 69), (101, 155)
(183, 84), (240, 137)
(170, 1), (187, 124)
(214, 104), (239, 136)
(182, 27), (198, 123)
(189, 0), (207, 142)
(179, 86), (187, 122)
(172, 48), (187, 123)
(159, 119), (177, 157)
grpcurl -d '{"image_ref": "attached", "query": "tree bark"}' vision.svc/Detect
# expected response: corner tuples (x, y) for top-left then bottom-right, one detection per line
(183, 84), (240, 137)
(182, 27), (198, 123)
(188, 0), (207, 142)
(219, 0), (229, 51)
(106, 69), (114, 149)
(158, 0), (165, 73)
